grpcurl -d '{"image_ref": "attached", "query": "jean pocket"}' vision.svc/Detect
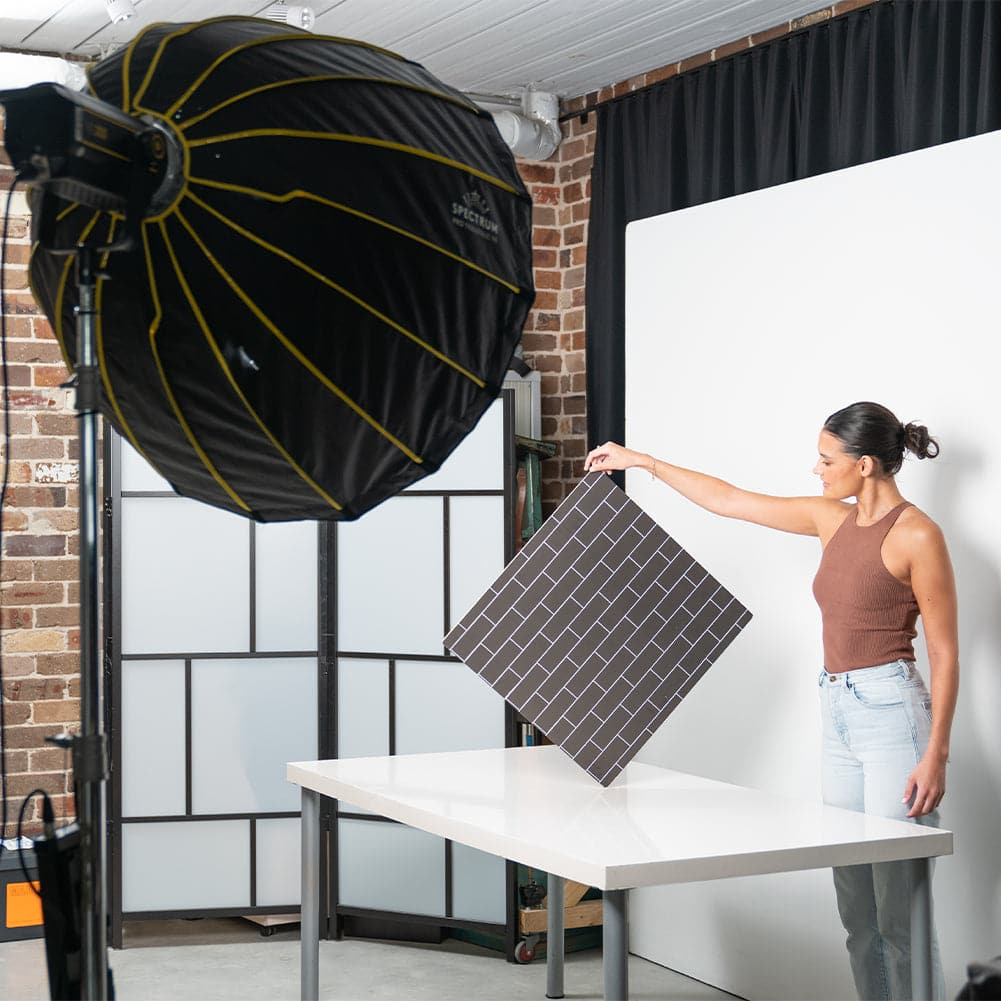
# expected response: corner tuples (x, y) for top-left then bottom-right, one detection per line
(850, 677), (905, 709)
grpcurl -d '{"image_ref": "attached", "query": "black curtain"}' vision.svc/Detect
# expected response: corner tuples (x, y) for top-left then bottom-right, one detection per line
(586, 0), (1001, 453)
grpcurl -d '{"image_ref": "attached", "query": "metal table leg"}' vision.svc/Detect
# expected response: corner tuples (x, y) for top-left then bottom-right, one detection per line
(603, 889), (628, 1001)
(301, 788), (320, 1001)
(910, 857), (932, 1001)
(546, 875), (565, 999)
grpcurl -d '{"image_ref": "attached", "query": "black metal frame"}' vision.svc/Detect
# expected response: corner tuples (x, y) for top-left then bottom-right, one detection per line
(322, 392), (520, 957)
(106, 391), (520, 952)
(105, 432), (320, 946)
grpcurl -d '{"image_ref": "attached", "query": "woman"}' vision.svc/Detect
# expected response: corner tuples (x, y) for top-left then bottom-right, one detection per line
(584, 401), (958, 1001)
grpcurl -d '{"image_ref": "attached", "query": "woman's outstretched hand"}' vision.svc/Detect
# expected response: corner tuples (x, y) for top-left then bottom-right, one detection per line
(584, 441), (650, 474)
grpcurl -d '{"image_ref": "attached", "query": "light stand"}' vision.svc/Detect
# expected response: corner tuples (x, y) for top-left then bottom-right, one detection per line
(73, 244), (109, 1001)
(0, 81), (179, 1000)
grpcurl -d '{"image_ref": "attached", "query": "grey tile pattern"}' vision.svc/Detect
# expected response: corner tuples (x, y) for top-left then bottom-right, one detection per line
(445, 473), (752, 786)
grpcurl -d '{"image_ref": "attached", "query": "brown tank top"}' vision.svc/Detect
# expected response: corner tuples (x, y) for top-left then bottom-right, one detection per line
(812, 501), (919, 672)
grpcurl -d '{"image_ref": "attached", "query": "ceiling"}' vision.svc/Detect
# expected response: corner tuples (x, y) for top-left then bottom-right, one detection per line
(1, 0), (830, 100)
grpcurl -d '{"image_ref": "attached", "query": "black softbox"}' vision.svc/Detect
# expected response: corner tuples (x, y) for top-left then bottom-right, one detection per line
(25, 16), (535, 521)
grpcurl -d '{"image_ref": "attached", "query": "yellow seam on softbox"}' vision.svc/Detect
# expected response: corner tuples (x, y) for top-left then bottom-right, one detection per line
(189, 175), (520, 295)
(152, 220), (252, 513)
(185, 187), (488, 387)
(28, 244), (72, 373)
(132, 20), (407, 117)
(186, 130), (520, 195)
(56, 202), (81, 222)
(121, 21), (170, 110)
(94, 218), (150, 462)
(178, 75), (478, 131)
(173, 204), (423, 466)
(141, 220), (343, 513)
(80, 138), (131, 163)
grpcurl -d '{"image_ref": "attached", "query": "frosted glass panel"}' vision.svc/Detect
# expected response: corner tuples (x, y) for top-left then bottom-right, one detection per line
(191, 658), (317, 814)
(411, 399), (504, 492)
(336, 496), (444, 655)
(338, 819), (445, 916)
(121, 498), (250, 655)
(451, 842), (506, 924)
(121, 660), (185, 818)
(255, 520), (318, 652)
(395, 660), (505, 755)
(123, 820), (249, 911)
(448, 495), (506, 626)
(337, 659), (389, 758)
(255, 818), (301, 907)
(120, 438), (173, 493)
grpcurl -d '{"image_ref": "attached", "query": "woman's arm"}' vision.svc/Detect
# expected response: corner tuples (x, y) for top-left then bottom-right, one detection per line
(901, 518), (959, 818)
(584, 441), (842, 538)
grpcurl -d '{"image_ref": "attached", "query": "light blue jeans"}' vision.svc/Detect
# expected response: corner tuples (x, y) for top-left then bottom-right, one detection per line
(819, 660), (945, 1001)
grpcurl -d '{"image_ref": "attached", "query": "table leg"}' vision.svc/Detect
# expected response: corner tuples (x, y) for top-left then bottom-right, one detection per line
(301, 788), (320, 1001)
(603, 889), (628, 1001)
(910, 857), (932, 1001)
(546, 875), (565, 999)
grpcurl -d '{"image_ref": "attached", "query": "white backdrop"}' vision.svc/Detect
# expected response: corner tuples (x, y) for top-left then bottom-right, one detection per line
(624, 129), (1001, 1000)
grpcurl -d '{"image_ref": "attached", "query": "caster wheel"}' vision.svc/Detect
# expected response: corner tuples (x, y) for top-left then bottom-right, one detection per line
(515, 939), (537, 964)
(260, 926), (277, 937)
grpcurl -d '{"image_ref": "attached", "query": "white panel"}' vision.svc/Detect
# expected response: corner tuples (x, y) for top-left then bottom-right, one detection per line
(337, 659), (389, 759)
(123, 820), (249, 911)
(121, 660), (185, 818)
(191, 658), (317, 814)
(625, 130), (1001, 1000)
(120, 497), (249, 655)
(254, 520), (318, 652)
(337, 819), (445, 916)
(336, 496), (444, 655)
(410, 398), (504, 492)
(448, 495), (506, 627)
(255, 817), (301, 907)
(120, 438), (174, 493)
(395, 660), (505, 755)
(451, 842), (506, 925)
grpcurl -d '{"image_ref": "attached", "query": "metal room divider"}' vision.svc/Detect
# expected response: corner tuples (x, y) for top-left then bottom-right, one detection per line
(105, 393), (519, 952)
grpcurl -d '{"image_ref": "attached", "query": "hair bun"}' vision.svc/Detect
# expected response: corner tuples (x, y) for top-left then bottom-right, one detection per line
(902, 422), (940, 460)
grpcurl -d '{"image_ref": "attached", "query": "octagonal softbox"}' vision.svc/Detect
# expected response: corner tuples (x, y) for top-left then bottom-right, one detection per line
(28, 17), (534, 520)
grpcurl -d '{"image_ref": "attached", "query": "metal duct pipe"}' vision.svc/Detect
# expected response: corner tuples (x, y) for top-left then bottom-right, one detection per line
(472, 88), (562, 161)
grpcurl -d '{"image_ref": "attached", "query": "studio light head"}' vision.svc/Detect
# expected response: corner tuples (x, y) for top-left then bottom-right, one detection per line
(0, 82), (183, 250)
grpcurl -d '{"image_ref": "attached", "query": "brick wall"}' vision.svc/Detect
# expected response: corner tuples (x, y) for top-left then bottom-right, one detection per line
(1, 130), (80, 834)
(0, 0), (876, 833)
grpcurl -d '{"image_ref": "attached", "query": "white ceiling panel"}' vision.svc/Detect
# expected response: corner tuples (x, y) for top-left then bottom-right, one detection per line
(0, 0), (835, 99)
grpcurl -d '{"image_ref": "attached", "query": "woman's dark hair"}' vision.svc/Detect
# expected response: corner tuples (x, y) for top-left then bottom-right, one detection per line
(823, 401), (939, 476)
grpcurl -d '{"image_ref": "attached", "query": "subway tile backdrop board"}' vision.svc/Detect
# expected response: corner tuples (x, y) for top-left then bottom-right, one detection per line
(445, 473), (752, 786)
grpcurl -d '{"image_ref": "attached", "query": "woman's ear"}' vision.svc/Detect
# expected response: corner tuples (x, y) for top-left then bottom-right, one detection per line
(858, 455), (874, 477)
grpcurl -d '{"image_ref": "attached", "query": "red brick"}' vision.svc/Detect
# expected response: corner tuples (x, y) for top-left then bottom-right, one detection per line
(3, 242), (30, 265)
(531, 353), (563, 373)
(0, 606), (33, 629)
(563, 181), (584, 204)
(564, 395), (586, 416)
(534, 270), (561, 291)
(1, 508), (28, 531)
(3, 723), (68, 750)
(559, 249), (572, 269)
(2, 266), (28, 289)
(560, 139), (586, 161)
(572, 202), (590, 223)
(32, 316), (56, 340)
(532, 185), (559, 206)
(540, 416), (558, 438)
(4, 535), (65, 557)
(4, 364), (29, 386)
(3, 702), (32, 725)
(834, 0), (878, 12)
(791, 9), (832, 30)
(1, 559), (32, 582)
(29, 748), (72, 772)
(533, 227), (560, 248)
(35, 414), (79, 437)
(532, 249), (557, 269)
(678, 50), (713, 74)
(1, 316), (33, 337)
(713, 37), (752, 61)
(2, 581), (64, 605)
(35, 606), (79, 627)
(532, 205), (556, 227)
(4, 750), (29, 773)
(6, 485), (66, 507)
(563, 266), (586, 289)
(540, 396), (561, 416)
(33, 701), (81, 724)
(4, 677), (66, 702)
(645, 64), (679, 87)
(33, 558), (78, 582)
(7, 437), (65, 459)
(33, 365), (71, 388)
(534, 313), (561, 332)
(518, 162), (556, 184)
(35, 652), (79, 676)
(521, 333), (557, 354)
(751, 22), (793, 47)
(571, 245), (587, 267)
(5, 771), (71, 798)
(564, 224), (585, 246)
(564, 310), (585, 333)
(8, 392), (59, 410)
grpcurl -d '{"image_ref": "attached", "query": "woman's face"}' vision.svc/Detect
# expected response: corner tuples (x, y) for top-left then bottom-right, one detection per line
(813, 430), (863, 499)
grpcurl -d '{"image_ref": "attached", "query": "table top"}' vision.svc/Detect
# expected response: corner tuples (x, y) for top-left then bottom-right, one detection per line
(288, 745), (952, 891)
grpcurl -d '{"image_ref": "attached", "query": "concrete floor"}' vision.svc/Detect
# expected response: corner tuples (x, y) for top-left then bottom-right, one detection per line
(0, 918), (740, 1000)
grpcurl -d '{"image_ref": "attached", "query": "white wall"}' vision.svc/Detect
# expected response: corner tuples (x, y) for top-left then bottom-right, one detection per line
(624, 129), (1001, 1000)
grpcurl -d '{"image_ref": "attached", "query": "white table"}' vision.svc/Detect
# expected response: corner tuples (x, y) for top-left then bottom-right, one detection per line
(288, 745), (952, 1001)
